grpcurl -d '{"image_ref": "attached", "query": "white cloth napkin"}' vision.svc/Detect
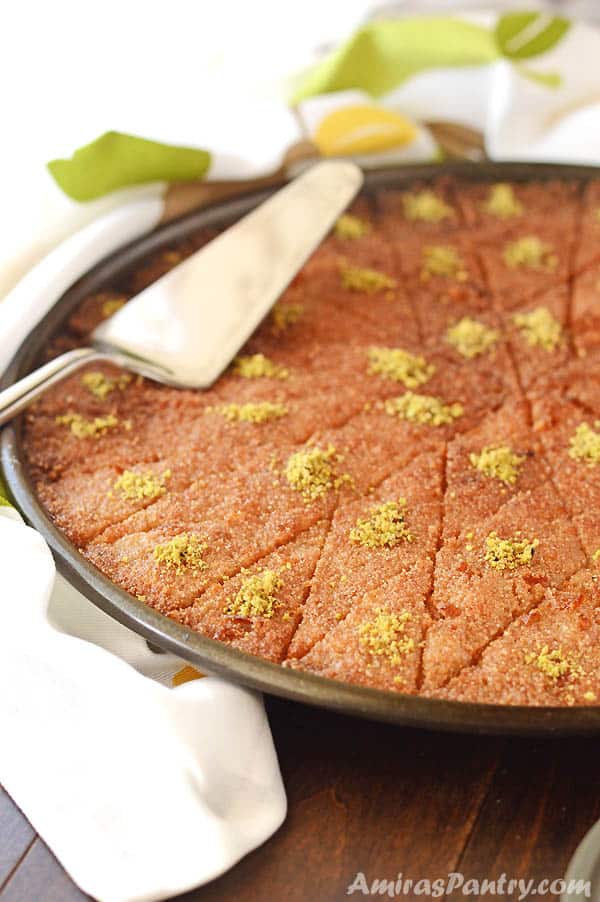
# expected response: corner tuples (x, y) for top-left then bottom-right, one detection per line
(0, 510), (285, 902)
(0, 204), (287, 902)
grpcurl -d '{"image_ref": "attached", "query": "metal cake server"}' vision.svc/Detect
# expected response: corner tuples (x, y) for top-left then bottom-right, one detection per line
(0, 160), (363, 425)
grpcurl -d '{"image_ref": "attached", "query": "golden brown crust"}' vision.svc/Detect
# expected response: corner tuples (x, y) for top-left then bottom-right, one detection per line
(21, 177), (600, 705)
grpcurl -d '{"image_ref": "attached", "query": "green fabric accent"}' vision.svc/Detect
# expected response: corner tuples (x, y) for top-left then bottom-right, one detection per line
(495, 13), (570, 60)
(293, 18), (500, 101)
(48, 131), (211, 202)
(517, 65), (562, 89)
(0, 472), (12, 507)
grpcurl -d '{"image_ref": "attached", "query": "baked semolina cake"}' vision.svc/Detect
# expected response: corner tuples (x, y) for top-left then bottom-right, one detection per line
(20, 176), (600, 707)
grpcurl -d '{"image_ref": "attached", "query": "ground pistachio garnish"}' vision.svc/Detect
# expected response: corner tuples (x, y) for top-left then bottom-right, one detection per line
(209, 401), (288, 423)
(334, 213), (371, 239)
(483, 183), (523, 218)
(112, 468), (171, 501)
(233, 353), (288, 380)
(525, 645), (583, 682)
(349, 500), (414, 549)
(55, 412), (120, 439)
(402, 190), (453, 223)
(153, 533), (207, 574)
(224, 566), (289, 619)
(484, 531), (539, 570)
(384, 392), (463, 426)
(271, 301), (304, 332)
(101, 296), (126, 317)
(593, 548), (600, 562)
(420, 245), (468, 282)
(81, 370), (132, 399)
(512, 307), (562, 351)
(446, 317), (499, 359)
(340, 264), (396, 294)
(470, 445), (525, 486)
(358, 608), (414, 667)
(568, 422), (600, 465)
(503, 235), (557, 270)
(367, 346), (435, 388)
(284, 444), (349, 502)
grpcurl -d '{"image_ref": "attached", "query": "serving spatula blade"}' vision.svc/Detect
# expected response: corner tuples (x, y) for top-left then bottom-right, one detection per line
(92, 160), (363, 387)
(0, 161), (363, 424)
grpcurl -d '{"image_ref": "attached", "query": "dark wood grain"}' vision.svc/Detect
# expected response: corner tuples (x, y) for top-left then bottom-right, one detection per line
(453, 737), (600, 891)
(0, 839), (89, 902)
(0, 788), (35, 888)
(1, 700), (598, 902)
(181, 699), (504, 902)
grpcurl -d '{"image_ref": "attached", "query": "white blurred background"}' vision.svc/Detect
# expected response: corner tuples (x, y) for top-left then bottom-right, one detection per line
(1, 0), (597, 293)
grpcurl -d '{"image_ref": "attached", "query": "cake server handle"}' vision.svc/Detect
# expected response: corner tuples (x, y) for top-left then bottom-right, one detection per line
(0, 348), (109, 425)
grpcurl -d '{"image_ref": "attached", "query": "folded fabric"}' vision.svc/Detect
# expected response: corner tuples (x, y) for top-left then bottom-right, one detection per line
(0, 504), (286, 902)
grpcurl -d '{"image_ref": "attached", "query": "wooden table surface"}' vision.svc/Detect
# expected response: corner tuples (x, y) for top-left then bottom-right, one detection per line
(1, 696), (598, 901)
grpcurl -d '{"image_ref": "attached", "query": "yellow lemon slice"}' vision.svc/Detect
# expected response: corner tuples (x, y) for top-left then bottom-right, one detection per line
(314, 104), (417, 157)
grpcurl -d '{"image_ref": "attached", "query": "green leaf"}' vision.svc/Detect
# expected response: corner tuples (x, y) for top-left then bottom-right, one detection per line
(495, 12), (570, 60)
(48, 131), (211, 202)
(293, 18), (499, 102)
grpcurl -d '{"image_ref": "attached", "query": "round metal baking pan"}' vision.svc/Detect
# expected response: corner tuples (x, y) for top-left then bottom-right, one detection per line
(3, 161), (600, 736)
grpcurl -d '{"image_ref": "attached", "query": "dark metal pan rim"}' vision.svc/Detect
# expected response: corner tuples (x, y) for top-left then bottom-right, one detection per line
(3, 160), (600, 736)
